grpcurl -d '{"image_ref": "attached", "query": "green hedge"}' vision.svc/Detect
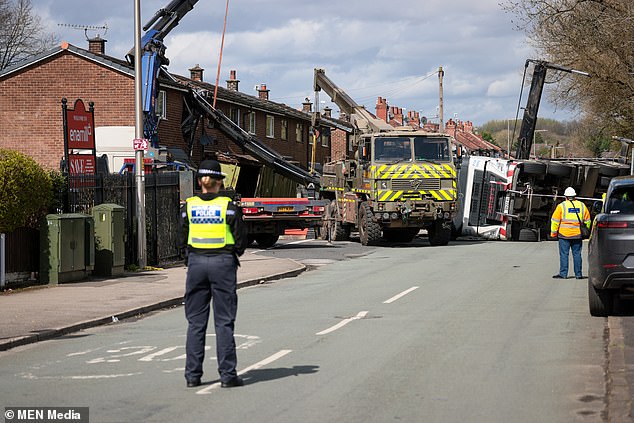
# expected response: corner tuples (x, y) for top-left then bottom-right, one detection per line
(0, 149), (53, 233)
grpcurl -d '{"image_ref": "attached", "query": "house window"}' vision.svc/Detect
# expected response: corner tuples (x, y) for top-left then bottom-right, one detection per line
(246, 112), (256, 134)
(281, 119), (288, 140)
(266, 115), (274, 138)
(321, 128), (330, 147)
(296, 123), (304, 143)
(230, 107), (240, 124)
(156, 90), (167, 119)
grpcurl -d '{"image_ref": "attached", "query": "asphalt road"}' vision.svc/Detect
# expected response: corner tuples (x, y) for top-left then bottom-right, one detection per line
(0, 238), (627, 422)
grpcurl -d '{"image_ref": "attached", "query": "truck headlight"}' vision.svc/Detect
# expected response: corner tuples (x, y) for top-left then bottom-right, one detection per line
(379, 180), (389, 190)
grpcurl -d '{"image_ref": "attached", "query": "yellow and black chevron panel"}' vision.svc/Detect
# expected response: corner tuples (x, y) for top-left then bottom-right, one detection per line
(370, 163), (456, 179)
(377, 189), (456, 202)
(321, 186), (344, 192)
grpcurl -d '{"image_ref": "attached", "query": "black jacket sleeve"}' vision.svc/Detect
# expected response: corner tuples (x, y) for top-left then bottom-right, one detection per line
(227, 201), (248, 257)
(177, 201), (189, 263)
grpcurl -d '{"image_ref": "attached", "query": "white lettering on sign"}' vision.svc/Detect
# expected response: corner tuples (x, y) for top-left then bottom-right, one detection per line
(70, 159), (84, 174)
(192, 205), (222, 218)
(133, 138), (149, 151)
(69, 125), (92, 143)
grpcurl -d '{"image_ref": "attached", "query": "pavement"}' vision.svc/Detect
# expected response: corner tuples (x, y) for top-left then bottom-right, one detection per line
(0, 250), (306, 352)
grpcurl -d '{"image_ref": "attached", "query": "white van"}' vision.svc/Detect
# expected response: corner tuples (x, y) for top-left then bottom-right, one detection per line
(95, 126), (168, 173)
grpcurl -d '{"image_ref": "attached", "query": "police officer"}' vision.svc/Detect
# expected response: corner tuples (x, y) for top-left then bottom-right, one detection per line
(550, 187), (591, 279)
(180, 159), (247, 388)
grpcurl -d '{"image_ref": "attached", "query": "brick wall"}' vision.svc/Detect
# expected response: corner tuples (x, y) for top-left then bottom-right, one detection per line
(1, 49), (333, 172)
(0, 52), (135, 170)
(330, 128), (348, 161)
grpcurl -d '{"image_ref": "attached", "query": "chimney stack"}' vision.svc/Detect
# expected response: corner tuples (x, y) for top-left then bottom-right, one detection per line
(189, 64), (204, 82)
(394, 108), (403, 125)
(375, 96), (388, 122)
(322, 106), (332, 118)
(87, 35), (106, 55)
(226, 69), (239, 91)
(446, 119), (457, 137)
(258, 84), (270, 101)
(302, 97), (312, 113)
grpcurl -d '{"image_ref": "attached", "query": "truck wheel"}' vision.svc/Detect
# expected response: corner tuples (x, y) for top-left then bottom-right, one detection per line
(428, 220), (451, 246)
(588, 280), (613, 317)
(254, 234), (279, 249)
(324, 200), (350, 241)
(358, 203), (381, 246)
(518, 228), (538, 242)
(546, 162), (573, 177)
(521, 160), (547, 175)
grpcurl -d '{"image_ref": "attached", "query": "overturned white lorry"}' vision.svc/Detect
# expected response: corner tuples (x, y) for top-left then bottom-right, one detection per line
(453, 156), (630, 241)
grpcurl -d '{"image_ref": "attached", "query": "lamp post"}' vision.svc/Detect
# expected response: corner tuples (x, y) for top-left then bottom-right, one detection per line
(133, 0), (146, 268)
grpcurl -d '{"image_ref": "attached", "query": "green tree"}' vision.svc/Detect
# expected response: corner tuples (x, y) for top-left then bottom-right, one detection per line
(0, 148), (52, 233)
(503, 0), (634, 139)
(480, 131), (499, 146)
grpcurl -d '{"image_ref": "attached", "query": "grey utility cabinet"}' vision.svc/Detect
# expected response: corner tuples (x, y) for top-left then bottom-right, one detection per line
(40, 213), (94, 284)
(92, 204), (125, 276)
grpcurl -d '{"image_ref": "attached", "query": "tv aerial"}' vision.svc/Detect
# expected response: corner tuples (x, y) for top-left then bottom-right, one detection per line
(57, 23), (108, 40)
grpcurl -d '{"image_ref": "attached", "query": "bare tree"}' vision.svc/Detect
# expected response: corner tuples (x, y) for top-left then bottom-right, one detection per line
(0, 0), (58, 70)
(503, 0), (634, 139)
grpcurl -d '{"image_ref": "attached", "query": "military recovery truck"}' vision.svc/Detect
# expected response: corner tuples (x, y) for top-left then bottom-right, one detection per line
(313, 68), (458, 246)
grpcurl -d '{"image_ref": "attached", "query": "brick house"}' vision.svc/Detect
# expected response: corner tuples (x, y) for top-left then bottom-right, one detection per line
(0, 39), (351, 176)
(445, 119), (502, 156)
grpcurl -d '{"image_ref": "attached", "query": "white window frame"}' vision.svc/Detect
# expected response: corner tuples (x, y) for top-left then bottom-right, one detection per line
(247, 112), (256, 134)
(266, 115), (275, 138)
(230, 107), (240, 124)
(281, 119), (288, 141)
(321, 131), (329, 147)
(156, 90), (167, 119)
(296, 123), (304, 143)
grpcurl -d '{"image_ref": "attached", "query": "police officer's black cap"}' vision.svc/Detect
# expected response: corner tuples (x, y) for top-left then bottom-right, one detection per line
(197, 160), (226, 179)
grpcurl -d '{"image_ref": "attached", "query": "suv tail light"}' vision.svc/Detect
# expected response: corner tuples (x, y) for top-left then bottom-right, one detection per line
(597, 221), (628, 229)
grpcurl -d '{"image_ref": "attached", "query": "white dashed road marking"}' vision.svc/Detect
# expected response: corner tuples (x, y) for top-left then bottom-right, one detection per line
(383, 286), (419, 304)
(315, 311), (368, 336)
(196, 349), (293, 394)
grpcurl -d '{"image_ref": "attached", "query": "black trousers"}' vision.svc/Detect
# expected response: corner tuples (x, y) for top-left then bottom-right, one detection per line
(184, 253), (238, 382)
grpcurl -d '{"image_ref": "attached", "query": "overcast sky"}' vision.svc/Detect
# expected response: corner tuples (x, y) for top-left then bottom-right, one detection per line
(33, 0), (580, 127)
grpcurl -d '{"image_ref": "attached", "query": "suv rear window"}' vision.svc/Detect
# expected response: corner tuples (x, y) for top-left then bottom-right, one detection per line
(606, 187), (634, 214)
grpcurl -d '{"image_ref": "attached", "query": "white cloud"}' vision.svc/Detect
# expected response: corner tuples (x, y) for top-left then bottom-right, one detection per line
(32, 0), (578, 124)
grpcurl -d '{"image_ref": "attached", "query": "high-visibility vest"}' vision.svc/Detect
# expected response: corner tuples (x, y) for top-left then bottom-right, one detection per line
(551, 200), (590, 239)
(186, 196), (235, 249)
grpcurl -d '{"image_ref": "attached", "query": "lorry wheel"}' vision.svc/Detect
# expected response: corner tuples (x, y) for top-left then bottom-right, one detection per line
(428, 220), (451, 246)
(588, 280), (613, 317)
(324, 200), (349, 241)
(518, 228), (538, 242)
(546, 162), (573, 177)
(254, 234), (279, 249)
(358, 203), (381, 246)
(521, 160), (547, 175)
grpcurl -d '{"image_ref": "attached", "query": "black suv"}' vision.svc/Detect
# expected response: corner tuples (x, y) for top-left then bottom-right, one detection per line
(588, 175), (634, 316)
